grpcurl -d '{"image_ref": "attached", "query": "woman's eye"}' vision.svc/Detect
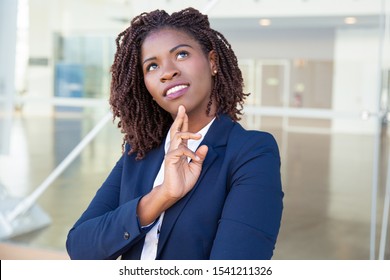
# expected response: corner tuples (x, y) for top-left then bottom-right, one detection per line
(146, 63), (158, 72)
(177, 51), (189, 60)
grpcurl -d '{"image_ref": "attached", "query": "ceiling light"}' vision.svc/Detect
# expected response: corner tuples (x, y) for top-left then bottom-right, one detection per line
(344, 17), (357, 25)
(266, 78), (279, 86)
(259, 19), (271, 26)
(295, 83), (305, 92)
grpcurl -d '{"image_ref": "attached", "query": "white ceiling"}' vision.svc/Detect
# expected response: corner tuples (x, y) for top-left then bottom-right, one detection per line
(128, 0), (383, 18)
(107, 0), (383, 31)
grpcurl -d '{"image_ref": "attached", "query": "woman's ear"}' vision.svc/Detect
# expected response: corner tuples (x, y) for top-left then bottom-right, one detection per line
(208, 50), (218, 75)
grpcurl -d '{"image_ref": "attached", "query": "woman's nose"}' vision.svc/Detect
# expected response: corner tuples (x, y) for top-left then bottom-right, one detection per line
(160, 62), (179, 82)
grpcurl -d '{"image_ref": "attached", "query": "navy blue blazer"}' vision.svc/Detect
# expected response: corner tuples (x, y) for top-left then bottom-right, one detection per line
(66, 114), (283, 260)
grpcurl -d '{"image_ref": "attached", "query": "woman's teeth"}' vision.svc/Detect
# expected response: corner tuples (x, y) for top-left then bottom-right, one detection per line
(167, 85), (188, 96)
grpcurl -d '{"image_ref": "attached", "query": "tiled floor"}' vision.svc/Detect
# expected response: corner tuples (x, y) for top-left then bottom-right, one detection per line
(0, 111), (389, 259)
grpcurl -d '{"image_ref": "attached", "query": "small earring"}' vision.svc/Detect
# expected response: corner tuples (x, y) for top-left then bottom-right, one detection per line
(213, 70), (217, 75)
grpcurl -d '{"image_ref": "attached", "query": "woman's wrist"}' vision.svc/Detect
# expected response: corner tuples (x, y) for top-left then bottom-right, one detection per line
(137, 184), (177, 226)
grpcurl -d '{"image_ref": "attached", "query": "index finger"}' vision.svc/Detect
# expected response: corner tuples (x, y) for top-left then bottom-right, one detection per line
(170, 105), (188, 140)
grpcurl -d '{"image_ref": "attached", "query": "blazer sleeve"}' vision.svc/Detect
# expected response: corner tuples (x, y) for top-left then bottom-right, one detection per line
(210, 132), (284, 260)
(66, 153), (149, 260)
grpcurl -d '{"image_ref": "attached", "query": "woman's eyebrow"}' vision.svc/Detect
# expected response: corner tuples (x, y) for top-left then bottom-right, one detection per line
(169, 44), (193, 53)
(142, 44), (194, 66)
(142, 56), (156, 66)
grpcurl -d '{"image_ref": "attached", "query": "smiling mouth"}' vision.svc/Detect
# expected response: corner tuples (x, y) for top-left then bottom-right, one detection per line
(166, 85), (188, 96)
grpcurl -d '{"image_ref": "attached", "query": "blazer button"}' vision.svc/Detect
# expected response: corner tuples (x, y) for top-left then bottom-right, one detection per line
(123, 232), (130, 240)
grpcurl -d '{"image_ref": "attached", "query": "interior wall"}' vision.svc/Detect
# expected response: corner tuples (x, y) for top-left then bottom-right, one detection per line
(24, 0), (384, 135)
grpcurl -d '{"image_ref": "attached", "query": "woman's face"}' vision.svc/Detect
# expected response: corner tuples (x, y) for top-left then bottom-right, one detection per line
(141, 28), (217, 123)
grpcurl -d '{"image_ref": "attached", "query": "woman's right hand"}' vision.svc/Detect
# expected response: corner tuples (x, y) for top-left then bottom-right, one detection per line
(161, 105), (208, 201)
(136, 105), (208, 226)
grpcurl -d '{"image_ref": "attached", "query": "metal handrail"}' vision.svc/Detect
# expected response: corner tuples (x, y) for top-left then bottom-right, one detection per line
(5, 112), (112, 223)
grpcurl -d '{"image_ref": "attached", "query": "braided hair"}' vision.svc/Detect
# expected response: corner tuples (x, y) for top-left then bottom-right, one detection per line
(110, 7), (247, 159)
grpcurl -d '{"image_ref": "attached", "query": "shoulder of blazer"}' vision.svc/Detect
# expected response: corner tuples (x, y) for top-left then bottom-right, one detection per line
(223, 121), (281, 187)
(122, 137), (166, 161)
(203, 114), (278, 152)
(228, 124), (280, 159)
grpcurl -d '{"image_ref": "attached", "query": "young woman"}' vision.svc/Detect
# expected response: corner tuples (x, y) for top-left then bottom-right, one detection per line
(66, 7), (283, 260)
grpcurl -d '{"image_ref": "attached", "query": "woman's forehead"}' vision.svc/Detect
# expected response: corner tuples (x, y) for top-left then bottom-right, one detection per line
(143, 28), (197, 45)
(141, 28), (201, 56)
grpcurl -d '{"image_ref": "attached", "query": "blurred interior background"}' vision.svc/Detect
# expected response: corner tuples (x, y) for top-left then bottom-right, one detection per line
(0, 0), (390, 259)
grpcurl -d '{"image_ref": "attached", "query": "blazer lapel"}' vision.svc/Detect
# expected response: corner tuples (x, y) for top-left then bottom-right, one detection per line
(156, 115), (235, 258)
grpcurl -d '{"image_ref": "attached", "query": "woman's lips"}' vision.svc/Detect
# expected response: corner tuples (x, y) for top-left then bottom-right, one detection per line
(165, 84), (189, 100)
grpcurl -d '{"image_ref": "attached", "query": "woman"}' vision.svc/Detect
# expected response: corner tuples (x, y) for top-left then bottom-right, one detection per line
(66, 7), (283, 260)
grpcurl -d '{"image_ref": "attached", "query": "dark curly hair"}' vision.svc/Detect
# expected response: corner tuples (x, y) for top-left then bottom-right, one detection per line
(109, 7), (247, 159)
